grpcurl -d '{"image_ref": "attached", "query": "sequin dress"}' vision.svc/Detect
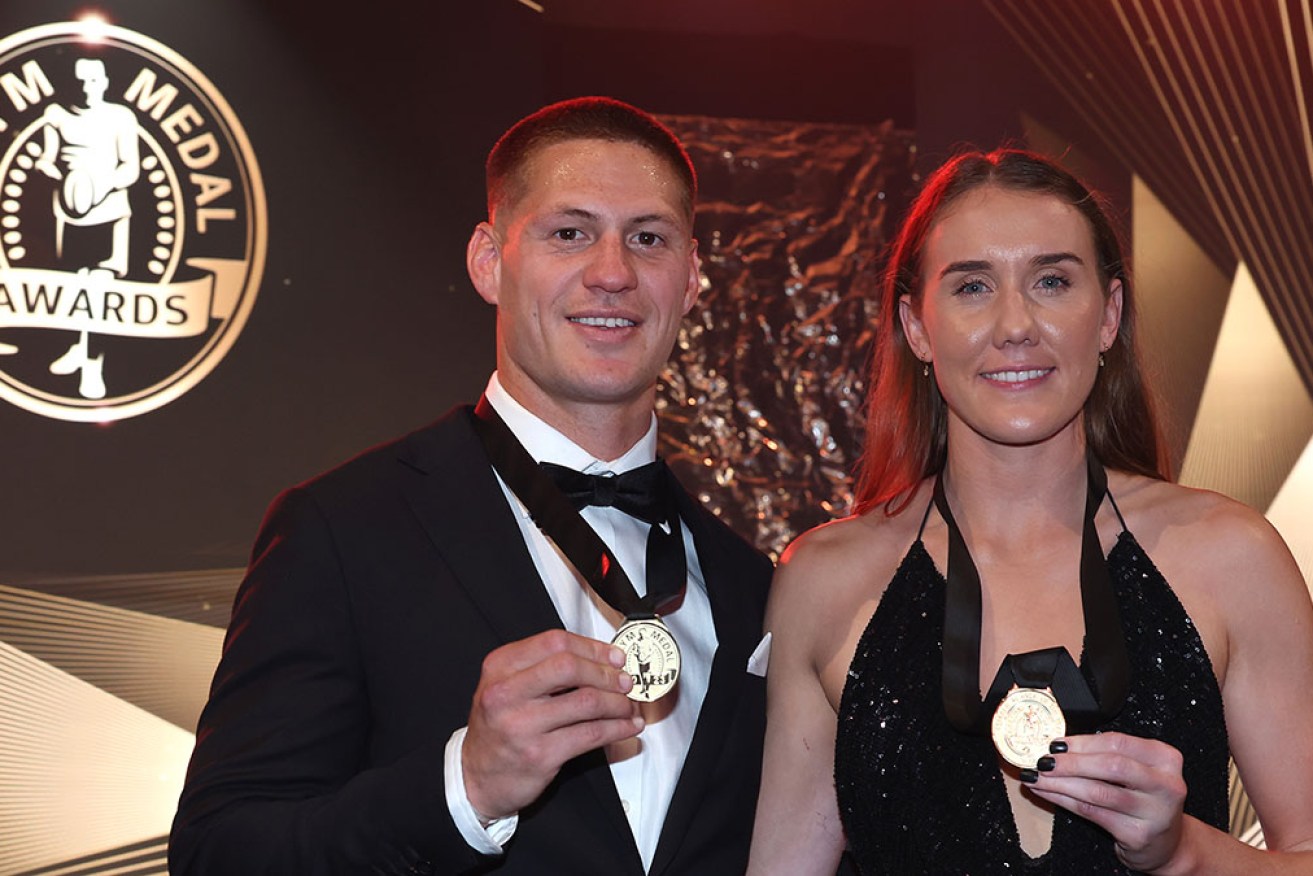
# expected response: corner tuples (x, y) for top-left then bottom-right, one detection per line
(835, 527), (1229, 875)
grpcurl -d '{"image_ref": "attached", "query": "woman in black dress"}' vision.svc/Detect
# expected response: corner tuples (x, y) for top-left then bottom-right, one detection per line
(747, 150), (1313, 874)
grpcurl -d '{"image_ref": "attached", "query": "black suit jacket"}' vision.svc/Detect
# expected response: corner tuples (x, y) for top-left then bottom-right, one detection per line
(169, 406), (773, 875)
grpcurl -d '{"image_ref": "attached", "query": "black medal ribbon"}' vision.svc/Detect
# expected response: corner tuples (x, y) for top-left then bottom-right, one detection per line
(470, 397), (686, 621)
(937, 451), (1129, 735)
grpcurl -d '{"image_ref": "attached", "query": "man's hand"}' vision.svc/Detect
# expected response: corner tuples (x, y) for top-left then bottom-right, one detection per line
(462, 629), (643, 820)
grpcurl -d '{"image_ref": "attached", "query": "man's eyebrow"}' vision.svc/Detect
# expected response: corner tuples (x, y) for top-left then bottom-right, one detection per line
(551, 207), (599, 222)
(540, 208), (678, 224)
(628, 212), (679, 226)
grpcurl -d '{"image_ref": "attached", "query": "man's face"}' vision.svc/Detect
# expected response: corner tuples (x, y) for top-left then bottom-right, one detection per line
(469, 138), (700, 426)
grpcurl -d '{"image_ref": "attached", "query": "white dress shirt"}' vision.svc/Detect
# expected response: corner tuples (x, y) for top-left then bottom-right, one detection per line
(444, 373), (717, 871)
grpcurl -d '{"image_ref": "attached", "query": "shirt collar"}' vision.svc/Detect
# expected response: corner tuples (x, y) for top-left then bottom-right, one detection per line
(484, 373), (657, 475)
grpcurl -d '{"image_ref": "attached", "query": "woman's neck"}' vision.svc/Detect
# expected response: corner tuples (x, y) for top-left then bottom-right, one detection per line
(940, 428), (1091, 541)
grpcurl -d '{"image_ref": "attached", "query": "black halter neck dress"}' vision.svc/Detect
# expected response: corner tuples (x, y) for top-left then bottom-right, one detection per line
(834, 493), (1229, 874)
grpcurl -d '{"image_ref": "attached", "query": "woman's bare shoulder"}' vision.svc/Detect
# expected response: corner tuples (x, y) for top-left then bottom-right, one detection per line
(766, 486), (932, 685)
(1113, 474), (1284, 546)
(783, 490), (926, 566)
(1109, 472), (1301, 598)
(772, 486), (930, 612)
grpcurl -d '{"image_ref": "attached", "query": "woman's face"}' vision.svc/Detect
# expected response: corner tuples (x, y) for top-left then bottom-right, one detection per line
(900, 185), (1122, 450)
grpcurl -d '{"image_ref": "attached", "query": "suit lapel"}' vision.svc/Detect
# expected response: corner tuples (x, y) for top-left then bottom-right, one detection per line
(399, 408), (644, 871)
(649, 482), (761, 875)
(395, 408), (564, 649)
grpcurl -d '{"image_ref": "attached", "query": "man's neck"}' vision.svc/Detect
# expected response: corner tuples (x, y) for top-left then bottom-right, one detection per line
(493, 377), (655, 462)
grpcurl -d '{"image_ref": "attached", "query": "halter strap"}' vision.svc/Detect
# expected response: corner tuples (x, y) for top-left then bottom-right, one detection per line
(935, 451), (1130, 735)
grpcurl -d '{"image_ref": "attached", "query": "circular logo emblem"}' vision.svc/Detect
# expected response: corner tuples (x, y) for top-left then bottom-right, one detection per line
(612, 617), (681, 703)
(991, 685), (1067, 769)
(0, 21), (266, 421)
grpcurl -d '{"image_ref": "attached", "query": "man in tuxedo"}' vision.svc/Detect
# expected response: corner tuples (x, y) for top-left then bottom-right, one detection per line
(169, 97), (773, 874)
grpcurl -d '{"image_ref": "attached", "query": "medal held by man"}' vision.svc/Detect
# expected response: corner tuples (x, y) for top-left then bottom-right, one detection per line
(537, 457), (688, 703)
(613, 616), (681, 703)
(472, 404), (687, 702)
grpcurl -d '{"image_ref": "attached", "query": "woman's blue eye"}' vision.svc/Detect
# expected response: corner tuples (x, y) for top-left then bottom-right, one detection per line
(958, 280), (987, 295)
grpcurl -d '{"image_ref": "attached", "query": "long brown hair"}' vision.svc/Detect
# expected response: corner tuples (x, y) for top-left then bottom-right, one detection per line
(853, 149), (1168, 515)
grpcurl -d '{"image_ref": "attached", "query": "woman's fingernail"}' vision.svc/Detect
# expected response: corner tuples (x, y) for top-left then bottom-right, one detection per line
(1037, 756), (1056, 772)
(1049, 740), (1068, 754)
(1019, 768), (1039, 784)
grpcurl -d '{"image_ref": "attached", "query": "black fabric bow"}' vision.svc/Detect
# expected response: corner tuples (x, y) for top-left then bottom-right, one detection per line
(539, 460), (669, 526)
(470, 398), (687, 618)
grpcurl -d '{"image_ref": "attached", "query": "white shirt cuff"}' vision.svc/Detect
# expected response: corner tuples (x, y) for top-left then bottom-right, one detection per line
(443, 726), (519, 854)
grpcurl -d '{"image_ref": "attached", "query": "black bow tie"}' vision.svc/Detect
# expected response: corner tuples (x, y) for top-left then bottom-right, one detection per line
(539, 460), (669, 526)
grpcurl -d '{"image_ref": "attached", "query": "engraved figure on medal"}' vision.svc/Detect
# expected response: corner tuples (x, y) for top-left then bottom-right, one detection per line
(612, 618), (681, 702)
(991, 686), (1066, 769)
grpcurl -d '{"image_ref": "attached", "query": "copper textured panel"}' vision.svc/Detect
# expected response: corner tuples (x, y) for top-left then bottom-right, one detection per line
(657, 114), (916, 559)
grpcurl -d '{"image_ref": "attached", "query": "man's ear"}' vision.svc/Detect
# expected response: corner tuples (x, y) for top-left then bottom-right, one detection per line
(682, 240), (702, 315)
(467, 222), (502, 305)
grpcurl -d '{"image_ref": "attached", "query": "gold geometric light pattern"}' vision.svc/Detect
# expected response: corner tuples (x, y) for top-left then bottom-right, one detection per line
(0, 578), (229, 875)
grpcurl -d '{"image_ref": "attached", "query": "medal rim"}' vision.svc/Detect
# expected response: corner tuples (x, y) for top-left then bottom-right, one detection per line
(612, 617), (681, 703)
(990, 685), (1067, 769)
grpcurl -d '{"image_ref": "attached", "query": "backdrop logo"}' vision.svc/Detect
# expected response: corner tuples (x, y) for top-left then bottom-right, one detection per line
(0, 21), (266, 421)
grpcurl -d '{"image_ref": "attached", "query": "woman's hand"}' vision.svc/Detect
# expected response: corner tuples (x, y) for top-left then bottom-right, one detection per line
(1023, 731), (1189, 873)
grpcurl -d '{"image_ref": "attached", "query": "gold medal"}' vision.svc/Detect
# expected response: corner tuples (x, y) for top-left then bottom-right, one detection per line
(991, 685), (1066, 769)
(612, 617), (680, 702)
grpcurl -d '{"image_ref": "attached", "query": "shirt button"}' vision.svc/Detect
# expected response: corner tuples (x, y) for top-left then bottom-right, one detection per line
(621, 799), (631, 813)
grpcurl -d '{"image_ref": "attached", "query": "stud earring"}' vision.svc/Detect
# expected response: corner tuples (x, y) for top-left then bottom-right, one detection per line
(923, 362), (931, 378)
